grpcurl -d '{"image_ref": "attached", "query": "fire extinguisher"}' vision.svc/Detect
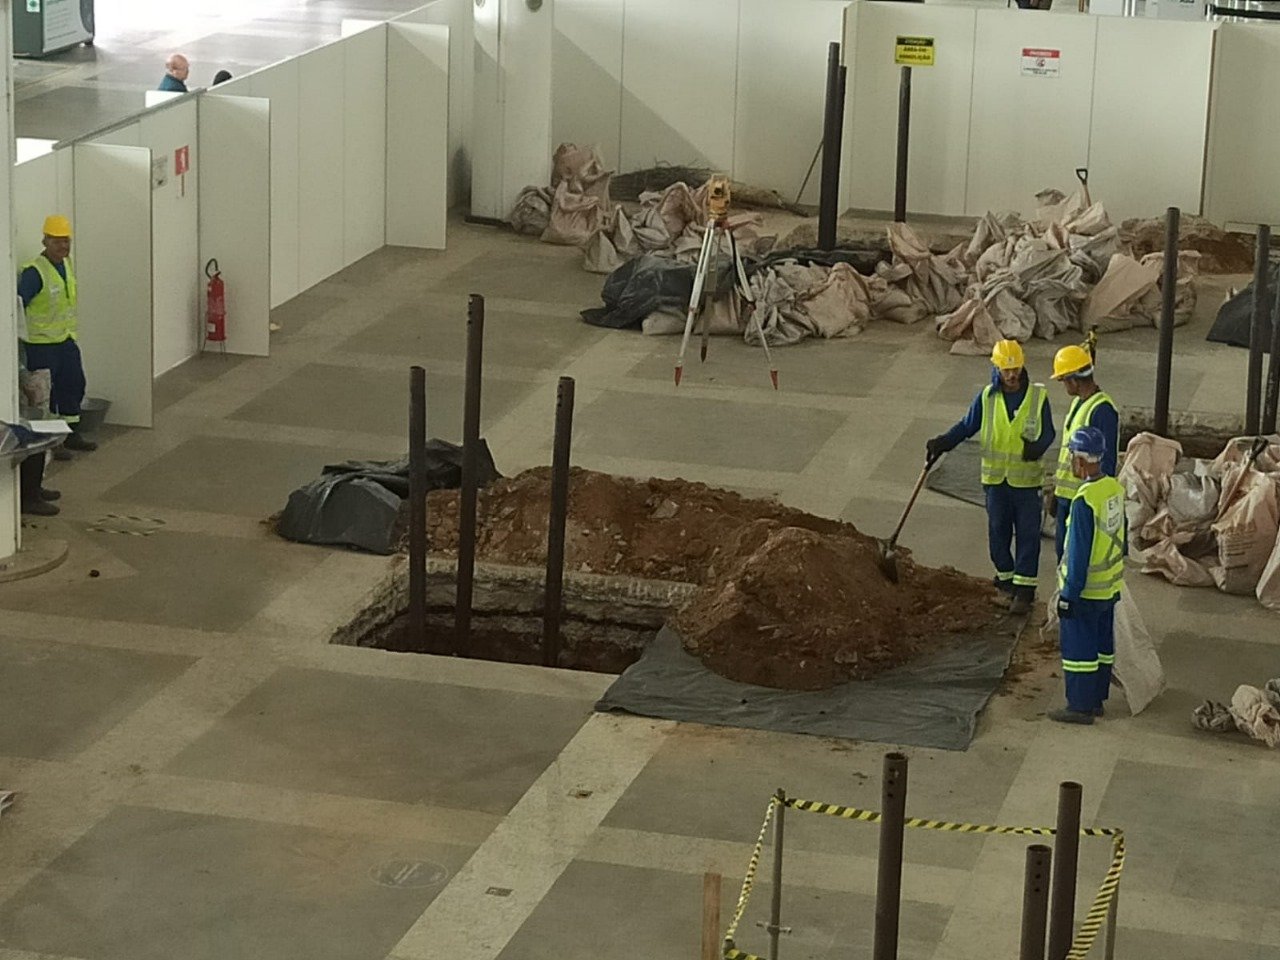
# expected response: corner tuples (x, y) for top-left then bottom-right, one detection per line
(205, 258), (227, 344)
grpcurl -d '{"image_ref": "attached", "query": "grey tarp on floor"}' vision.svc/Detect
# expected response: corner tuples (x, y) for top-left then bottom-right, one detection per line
(596, 621), (1022, 750)
(925, 440), (986, 507)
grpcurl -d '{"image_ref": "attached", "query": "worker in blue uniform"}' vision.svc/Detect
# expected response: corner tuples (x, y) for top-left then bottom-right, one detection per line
(927, 339), (1056, 615)
(1052, 426), (1127, 725)
(1050, 343), (1118, 562)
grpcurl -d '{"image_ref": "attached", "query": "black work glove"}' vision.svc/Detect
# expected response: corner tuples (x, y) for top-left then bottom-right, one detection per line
(1021, 441), (1039, 462)
(1057, 598), (1076, 620)
(926, 436), (948, 462)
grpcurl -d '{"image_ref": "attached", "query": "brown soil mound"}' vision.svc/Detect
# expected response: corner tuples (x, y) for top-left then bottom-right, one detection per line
(1121, 216), (1255, 274)
(424, 468), (998, 690)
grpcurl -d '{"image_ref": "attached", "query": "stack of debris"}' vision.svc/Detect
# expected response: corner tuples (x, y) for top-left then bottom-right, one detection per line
(1120, 431), (1280, 609)
(1194, 678), (1280, 748)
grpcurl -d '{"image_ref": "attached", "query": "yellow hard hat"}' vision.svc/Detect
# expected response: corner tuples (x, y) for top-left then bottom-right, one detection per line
(1052, 344), (1093, 380)
(990, 339), (1025, 371)
(42, 215), (72, 238)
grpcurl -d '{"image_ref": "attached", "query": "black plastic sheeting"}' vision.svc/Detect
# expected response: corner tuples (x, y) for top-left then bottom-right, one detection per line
(581, 247), (890, 331)
(276, 439), (498, 555)
(1208, 264), (1278, 352)
(925, 440), (986, 508)
(596, 621), (1022, 750)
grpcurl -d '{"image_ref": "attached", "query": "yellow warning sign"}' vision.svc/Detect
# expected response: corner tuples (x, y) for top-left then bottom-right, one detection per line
(894, 35), (935, 67)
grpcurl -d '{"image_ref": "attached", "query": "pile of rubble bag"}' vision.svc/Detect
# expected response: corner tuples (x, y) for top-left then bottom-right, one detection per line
(511, 144), (1214, 350)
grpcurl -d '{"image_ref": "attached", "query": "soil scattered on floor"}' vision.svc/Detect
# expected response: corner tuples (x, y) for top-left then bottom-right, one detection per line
(424, 468), (1000, 691)
(1121, 216), (1255, 274)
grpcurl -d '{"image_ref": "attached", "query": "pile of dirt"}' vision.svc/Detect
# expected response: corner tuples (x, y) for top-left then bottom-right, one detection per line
(424, 468), (999, 690)
(1121, 216), (1255, 274)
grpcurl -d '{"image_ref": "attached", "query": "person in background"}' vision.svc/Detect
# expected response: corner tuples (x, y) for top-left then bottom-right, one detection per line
(158, 54), (190, 92)
(927, 339), (1056, 616)
(212, 69), (233, 86)
(19, 215), (97, 456)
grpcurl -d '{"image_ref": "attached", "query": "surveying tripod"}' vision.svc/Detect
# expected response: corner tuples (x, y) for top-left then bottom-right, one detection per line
(674, 177), (778, 389)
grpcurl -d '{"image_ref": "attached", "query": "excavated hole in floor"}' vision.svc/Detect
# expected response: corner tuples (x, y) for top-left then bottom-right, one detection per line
(332, 561), (694, 675)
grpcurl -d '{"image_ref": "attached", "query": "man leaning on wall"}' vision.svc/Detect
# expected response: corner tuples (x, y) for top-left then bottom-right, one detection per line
(18, 216), (97, 458)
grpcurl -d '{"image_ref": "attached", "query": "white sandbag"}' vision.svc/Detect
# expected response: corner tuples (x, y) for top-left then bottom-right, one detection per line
(1230, 685), (1280, 748)
(1210, 465), (1279, 595)
(1257, 527), (1280, 611)
(1113, 590), (1165, 715)
(541, 181), (606, 247)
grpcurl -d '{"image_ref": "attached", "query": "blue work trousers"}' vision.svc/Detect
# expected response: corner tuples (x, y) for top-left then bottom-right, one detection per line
(1060, 598), (1116, 713)
(985, 482), (1042, 598)
(23, 338), (85, 424)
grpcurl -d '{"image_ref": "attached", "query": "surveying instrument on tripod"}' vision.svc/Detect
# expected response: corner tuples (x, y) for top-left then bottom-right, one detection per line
(674, 175), (778, 389)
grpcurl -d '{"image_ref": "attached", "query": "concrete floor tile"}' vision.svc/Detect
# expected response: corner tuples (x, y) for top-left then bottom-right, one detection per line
(1111, 926), (1270, 960)
(153, 354), (248, 414)
(163, 667), (593, 812)
(0, 805), (470, 960)
(102, 435), (396, 519)
(626, 337), (900, 396)
(228, 362), (537, 441)
(268, 289), (351, 339)
(337, 301), (604, 370)
(574, 390), (846, 473)
(437, 250), (609, 306)
(0, 527), (329, 632)
(0, 636), (194, 760)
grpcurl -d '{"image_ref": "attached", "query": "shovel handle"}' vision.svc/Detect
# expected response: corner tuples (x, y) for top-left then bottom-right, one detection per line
(886, 456), (936, 548)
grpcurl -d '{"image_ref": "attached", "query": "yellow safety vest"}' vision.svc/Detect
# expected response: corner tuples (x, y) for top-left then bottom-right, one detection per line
(21, 255), (78, 344)
(979, 382), (1048, 488)
(1058, 475), (1126, 601)
(1053, 391), (1116, 500)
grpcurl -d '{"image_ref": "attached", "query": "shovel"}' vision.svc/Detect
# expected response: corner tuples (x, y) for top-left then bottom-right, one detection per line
(877, 452), (940, 584)
(1074, 167), (1091, 207)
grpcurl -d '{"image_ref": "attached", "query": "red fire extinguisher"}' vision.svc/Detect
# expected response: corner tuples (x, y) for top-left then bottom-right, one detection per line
(205, 258), (227, 343)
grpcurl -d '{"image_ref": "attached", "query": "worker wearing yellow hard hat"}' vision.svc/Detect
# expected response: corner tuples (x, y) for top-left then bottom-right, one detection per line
(18, 214), (98, 473)
(1049, 337), (1117, 563)
(927, 338), (1056, 616)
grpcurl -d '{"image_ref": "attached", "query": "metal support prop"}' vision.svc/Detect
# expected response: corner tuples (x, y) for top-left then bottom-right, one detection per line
(1267, 279), (1280, 435)
(455, 294), (485, 652)
(817, 42), (842, 250)
(1103, 886), (1120, 960)
(1020, 844), (1052, 960)
(768, 788), (787, 960)
(893, 67), (912, 223)
(1047, 782), (1083, 960)
(701, 873), (722, 960)
(407, 365), (427, 653)
(1153, 208), (1180, 437)
(542, 376), (575, 667)
(1247, 225), (1270, 435)
(873, 752), (909, 960)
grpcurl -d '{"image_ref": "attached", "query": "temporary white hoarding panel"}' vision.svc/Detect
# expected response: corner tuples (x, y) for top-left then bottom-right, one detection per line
(297, 42), (348, 292)
(343, 24), (389, 264)
(72, 143), (154, 428)
(387, 23), (451, 248)
(552, 0), (625, 168)
(198, 95), (272, 358)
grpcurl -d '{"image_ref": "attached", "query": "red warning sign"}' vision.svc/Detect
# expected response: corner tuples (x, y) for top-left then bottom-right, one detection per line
(1021, 48), (1061, 78)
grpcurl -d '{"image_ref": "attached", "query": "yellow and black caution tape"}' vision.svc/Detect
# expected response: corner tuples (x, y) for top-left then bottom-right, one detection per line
(722, 794), (1124, 960)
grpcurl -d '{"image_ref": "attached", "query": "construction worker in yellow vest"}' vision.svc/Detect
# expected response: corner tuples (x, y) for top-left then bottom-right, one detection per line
(1050, 343), (1116, 562)
(18, 215), (97, 454)
(927, 339), (1056, 615)
(1051, 426), (1126, 725)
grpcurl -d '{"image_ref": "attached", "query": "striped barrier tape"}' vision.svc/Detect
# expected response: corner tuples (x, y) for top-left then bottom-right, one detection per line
(722, 795), (1124, 960)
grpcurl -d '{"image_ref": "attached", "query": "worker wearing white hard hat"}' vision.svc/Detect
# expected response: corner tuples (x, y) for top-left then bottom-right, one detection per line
(927, 339), (1056, 616)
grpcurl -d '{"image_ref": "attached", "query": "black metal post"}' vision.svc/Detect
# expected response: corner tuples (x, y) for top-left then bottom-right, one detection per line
(455, 294), (485, 653)
(893, 67), (912, 223)
(407, 365), (427, 654)
(1153, 207), (1180, 437)
(768, 788), (786, 960)
(1247, 225), (1270, 435)
(1267, 279), (1280, 435)
(873, 752), (908, 960)
(817, 42), (843, 250)
(1047, 782), (1083, 960)
(542, 376), (575, 668)
(1104, 886), (1120, 960)
(1020, 844), (1052, 960)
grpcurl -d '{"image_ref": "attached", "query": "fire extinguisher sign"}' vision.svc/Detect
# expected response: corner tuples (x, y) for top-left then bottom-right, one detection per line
(1021, 47), (1061, 78)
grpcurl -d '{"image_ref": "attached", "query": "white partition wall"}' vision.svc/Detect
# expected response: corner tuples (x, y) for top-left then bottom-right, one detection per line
(387, 23), (451, 248)
(298, 43), (348, 292)
(2, 10), (18, 560)
(72, 143), (154, 428)
(12, 151), (74, 254)
(198, 95), (271, 357)
(343, 24), (390, 265)
(552, 0), (624, 170)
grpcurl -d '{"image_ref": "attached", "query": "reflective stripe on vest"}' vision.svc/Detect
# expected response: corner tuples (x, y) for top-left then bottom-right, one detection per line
(22, 256), (78, 344)
(980, 382), (1047, 488)
(1053, 391), (1115, 499)
(1057, 475), (1126, 601)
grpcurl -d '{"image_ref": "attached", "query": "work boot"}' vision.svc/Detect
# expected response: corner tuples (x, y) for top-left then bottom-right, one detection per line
(64, 432), (98, 452)
(39, 488), (61, 502)
(1047, 707), (1094, 726)
(21, 499), (60, 517)
(52, 446), (73, 461)
(1093, 705), (1105, 718)
(1009, 594), (1032, 616)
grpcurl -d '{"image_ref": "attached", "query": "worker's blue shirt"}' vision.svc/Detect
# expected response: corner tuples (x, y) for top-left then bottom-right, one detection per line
(1060, 475), (1128, 603)
(157, 74), (188, 93)
(17, 259), (66, 308)
(936, 367), (1057, 459)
